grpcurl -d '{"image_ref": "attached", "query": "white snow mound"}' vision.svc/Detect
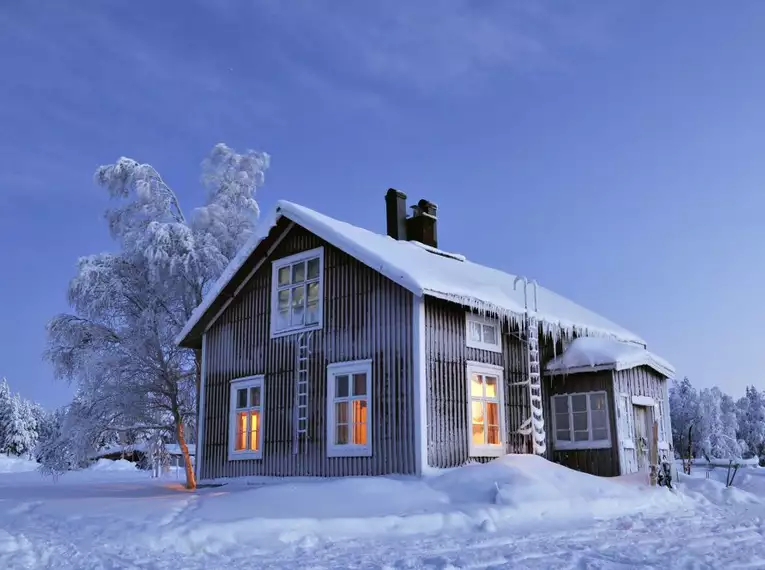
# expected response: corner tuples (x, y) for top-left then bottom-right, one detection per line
(154, 455), (685, 554)
(546, 336), (674, 378)
(0, 455), (38, 474)
(89, 458), (138, 472)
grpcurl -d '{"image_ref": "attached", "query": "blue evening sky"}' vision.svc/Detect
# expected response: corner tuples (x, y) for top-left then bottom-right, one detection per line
(1, 2), (763, 408)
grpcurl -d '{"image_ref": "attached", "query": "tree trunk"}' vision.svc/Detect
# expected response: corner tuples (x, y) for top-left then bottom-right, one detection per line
(176, 421), (196, 490)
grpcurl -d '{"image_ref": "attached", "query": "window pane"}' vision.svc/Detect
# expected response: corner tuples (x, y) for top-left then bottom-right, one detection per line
(278, 266), (290, 286)
(249, 386), (261, 408)
(298, 394), (307, 407)
(484, 376), (497, 398)
(305, 301), (319, 325)
(307, 257), (320, 279)
(574, 430), (590, 442)
(335, 402), (348, 424)
(472, 424), (485, 444)
(277, 290), (290, 329)
(482, 324), (497, 345)
(469, 321), (482, 342)
(353, 401), (368, 445)
(470, 374), (483, 397)
(353, 400), (367, 425)
(307, 281), (319, 302)
(573, 411), (588, 431)
(556, 429), (571, 442)
(236, 389), (247, 409)
(292, 261), (306, 283)
(335, 424), (348, 445)
(555, 412), (570, 430)
(471, 400), (484, 425)
(554, 396), (569, 414)
(298, 418), (307, 431)
(291, 286), (305, 326)
(591, 410), (607, 430)
(235, 411), (247, 451)
(352, 373), (367, 396)
(298, 382), (307, 395)
(571, 394), (587, 413)
(487, 425), (500, 445)
(353, 422), (367, 445)
(590, 393), (606, 411)
(593, 427), (608, 441)
(249, 411), (259, 451)
(335, 375), (349, 398)
(486, 402), (499, 427)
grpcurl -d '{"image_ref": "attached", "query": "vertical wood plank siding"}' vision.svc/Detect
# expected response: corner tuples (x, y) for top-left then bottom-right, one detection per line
(613, 366), (672, 462)
(542, 370), (621, 477)
(424, 298), (541, 467)
(202, 225), (415, 479)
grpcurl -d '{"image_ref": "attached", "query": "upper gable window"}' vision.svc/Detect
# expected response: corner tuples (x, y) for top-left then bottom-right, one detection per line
(465, 313), (501, 353)
(271, 247), (324, 337)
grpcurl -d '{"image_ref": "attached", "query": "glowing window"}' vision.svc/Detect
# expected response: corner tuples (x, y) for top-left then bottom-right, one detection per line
(327, 360), (372, 457)
(229, 376), (264, 460)
(467, 361), (506, 457)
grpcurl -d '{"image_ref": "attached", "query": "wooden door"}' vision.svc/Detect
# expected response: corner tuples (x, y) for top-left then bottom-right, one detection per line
(633, 406), (651, 472)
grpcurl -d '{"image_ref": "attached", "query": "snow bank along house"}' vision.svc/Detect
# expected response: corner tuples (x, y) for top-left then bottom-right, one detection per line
(176, 190), (675, 481)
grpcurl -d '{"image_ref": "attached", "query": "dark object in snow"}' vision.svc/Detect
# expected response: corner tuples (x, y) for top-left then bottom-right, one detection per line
(657, 461), (672, 489)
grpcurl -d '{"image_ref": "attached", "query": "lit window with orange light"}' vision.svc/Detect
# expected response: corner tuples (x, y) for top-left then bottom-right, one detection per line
(327, 360), (372, 457)
(229, 376), (264, 460)
(467, 362), (505, 457)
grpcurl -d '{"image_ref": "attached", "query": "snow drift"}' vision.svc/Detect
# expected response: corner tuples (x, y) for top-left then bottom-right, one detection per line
(155, 455), (685, 554)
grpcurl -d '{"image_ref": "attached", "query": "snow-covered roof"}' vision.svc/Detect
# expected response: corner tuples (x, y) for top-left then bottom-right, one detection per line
(545, 337), (674, 379)
(177, 200), (645, 347)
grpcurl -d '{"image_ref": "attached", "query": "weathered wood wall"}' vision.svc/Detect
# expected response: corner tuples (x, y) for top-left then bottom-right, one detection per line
(613, 365), (672, 468)
(543, 370), (621, 477)
(202, 223), (416, 479)
(424, 298), (538, 467)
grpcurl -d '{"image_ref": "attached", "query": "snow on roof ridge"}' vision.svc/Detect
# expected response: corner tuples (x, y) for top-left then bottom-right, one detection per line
(546, 336), (674, 379)
(177, 199), (646, 346)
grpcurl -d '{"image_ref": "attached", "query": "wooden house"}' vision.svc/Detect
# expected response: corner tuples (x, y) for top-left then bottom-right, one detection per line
(176, 189), (674, 481)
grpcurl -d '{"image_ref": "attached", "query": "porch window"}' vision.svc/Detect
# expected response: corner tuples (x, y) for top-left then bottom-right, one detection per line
(228, 376), (264, 460)
(467, 361), (506, 457)
(326, 360), (372, 457)
(270, 247), (324, 337)
(465, 313), (501, 353)
(552, 391), (611, 450)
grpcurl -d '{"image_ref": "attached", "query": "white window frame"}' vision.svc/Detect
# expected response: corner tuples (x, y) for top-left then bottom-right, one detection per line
(551, 391), (611, 450)
(326, 359), (373, 458)
(466, 361), (506, 457)
(465, 313), (502, 353)
(270, 247), (324, 338)
(228, 375), (265, 461)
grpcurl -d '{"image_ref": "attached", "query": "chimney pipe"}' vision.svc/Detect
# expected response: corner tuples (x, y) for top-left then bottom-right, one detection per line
(385, 188), (407, 240)
(405, 198), (438, 248)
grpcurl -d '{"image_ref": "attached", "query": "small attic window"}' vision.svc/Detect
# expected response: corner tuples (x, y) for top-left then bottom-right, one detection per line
(465, 313), (501, 353)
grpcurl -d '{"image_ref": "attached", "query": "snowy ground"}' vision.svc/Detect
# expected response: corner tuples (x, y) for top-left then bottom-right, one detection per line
(1, 456), (764, 569)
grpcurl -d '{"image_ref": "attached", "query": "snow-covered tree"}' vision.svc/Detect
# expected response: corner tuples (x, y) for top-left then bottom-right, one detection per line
(669, 376), (700, 457)
(2, 394), (38, 457)
(45, 143), (269, 489)
(696, 387), (742, 459)
(36, 407), (76, 477)
(0, 379), (11, 452)
(736, 386), (765, 459)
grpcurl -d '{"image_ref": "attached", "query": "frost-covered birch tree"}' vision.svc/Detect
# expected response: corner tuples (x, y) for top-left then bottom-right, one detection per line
(736, 386), (765, 458)
(669, 376), (700, 457)
(696, 387), (742, 459)
(45, 143), (269, 489)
